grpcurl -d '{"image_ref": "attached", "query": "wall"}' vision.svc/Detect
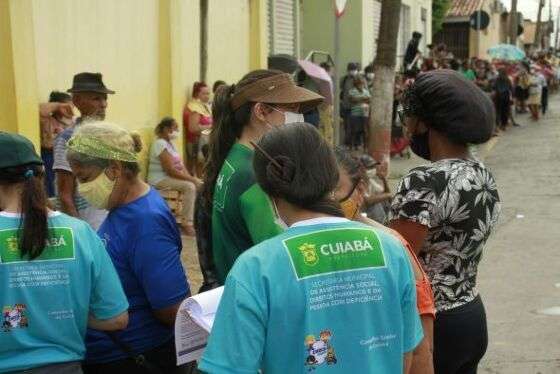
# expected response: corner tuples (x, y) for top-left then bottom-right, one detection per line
(1, 0), (268, 152)
(361, 0), (376, 67)
(32, 0), (162, 131)
(468, 1), (503, 59)
(207, 0), (251, 85)
(301, 0), (433, 76)
(399, 0), (432, 65)
(300, 0), (364, 78)
(0, 0), (40, 147)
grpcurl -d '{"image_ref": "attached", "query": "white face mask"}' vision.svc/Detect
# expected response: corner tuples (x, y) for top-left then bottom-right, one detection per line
(169, 130), (180, 140)
(366, 73), (374, 80)
(267, 106), (304, 127)
(284, 111), (305, 124)
(349, 70), (358, 77)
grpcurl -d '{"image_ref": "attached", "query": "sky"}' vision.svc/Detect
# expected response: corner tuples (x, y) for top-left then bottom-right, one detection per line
(511, 0), (560, 22)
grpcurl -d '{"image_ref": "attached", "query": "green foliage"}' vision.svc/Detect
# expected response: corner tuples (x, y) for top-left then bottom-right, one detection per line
(432, 0), (452, 35)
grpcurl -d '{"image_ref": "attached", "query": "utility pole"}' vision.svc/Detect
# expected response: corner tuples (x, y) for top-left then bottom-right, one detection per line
(509, 0), (518, 45)
(200, 0), (208, 82)
(333, 11), (341, 145)
(535, 0), (545, 49)
(555, 6), (560, 50)
(333, 0), (347, 146)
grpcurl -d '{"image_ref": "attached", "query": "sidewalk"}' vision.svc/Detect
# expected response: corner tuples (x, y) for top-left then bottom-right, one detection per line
(387, 135), (499, 191)
(477, 96), (560, 374)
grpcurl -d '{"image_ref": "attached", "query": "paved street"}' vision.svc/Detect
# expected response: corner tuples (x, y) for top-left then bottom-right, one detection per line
(181, 95), (560, 373)
(477, 97), (560, 374)
(389, 95), (560, 374)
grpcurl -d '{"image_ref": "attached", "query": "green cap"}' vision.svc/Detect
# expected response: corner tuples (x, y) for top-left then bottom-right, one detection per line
(0, 132), (43, 169)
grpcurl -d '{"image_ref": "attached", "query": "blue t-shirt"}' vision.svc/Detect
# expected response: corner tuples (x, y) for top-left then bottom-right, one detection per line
(200, 218), (423, 374)
(0, 211), (128, 373)
(85, 188), (190, 363)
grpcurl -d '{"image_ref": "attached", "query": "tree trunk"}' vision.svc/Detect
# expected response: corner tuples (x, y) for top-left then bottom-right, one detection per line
(509, 0), (517, 45)
(200, 0), (208, 82)
(535, 0), (544, 48)
(368, 0), (402, 168)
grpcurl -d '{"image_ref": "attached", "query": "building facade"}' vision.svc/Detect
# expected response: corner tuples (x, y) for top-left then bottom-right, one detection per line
(0, 0), (270, 148)
(300, 0), (432, 78)
(433, 0), (510, 60)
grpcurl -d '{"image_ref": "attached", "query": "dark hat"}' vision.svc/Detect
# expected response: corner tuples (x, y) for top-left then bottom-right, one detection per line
(67, 72), (115, 94)
(404, 70), (495, 145)
(0, 132), (43, 169)
(230, 73), (323, 113)
(347, 62), (359, 71)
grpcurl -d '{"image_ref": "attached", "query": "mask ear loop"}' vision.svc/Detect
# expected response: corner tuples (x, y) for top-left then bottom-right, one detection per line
(249, 141), (283, 170)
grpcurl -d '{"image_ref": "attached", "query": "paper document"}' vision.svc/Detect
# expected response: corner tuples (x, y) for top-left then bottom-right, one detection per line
(175, 286), (224, 365)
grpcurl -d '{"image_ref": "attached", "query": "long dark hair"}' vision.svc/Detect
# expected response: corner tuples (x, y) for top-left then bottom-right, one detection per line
(201, 69), (281, 211)
(0, 164), (49, 259)
(253, 123), (343, 217)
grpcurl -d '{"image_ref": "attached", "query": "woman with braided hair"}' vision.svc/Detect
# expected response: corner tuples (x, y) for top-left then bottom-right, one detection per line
(389, 70), (501, 374)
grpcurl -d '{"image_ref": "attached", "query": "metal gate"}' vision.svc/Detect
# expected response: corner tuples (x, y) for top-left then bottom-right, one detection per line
(433, 22), (470, 60)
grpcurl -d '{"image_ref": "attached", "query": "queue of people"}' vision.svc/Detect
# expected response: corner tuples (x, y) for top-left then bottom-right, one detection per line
(2, 65), (502, 374)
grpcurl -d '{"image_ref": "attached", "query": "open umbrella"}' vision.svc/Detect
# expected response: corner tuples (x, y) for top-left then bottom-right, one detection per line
(297, 60), (333, 105)
(488, 44), (526, 61)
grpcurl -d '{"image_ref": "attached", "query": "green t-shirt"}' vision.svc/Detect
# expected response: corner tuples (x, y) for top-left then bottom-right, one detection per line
(461, 69), (476, 81)
(212, 143), (281, 284)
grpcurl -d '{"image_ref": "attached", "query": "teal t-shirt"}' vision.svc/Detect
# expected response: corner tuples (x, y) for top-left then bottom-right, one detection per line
(349, 87), (371, 117)
(0, 211), (128, 373)
(212, 143), (282, 284)
(200, 218), (423, 374)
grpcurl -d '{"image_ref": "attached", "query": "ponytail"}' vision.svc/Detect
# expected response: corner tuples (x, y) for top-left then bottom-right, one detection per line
(201, 69), (281, 212)
(201, 84), (245, 211)
(0, 165), (49, 260)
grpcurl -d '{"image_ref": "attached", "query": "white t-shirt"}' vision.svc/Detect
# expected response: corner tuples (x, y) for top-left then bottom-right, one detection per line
(148, 138), (182, 185)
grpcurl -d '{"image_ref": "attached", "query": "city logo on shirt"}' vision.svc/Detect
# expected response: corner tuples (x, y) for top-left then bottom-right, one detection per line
(284, 228), (386, 280)
(2, 304), (28, 332)
(214, 161), (235, 211)
(0, 228), (75, 264)
(305, 329), (337, 370)
(299, 243), (319, 266)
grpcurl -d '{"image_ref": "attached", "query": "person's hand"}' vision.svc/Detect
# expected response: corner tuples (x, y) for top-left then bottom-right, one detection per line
(40, 102), (73, 119)
(193, 178), (203, 190)
(53, 103), (74, 119)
